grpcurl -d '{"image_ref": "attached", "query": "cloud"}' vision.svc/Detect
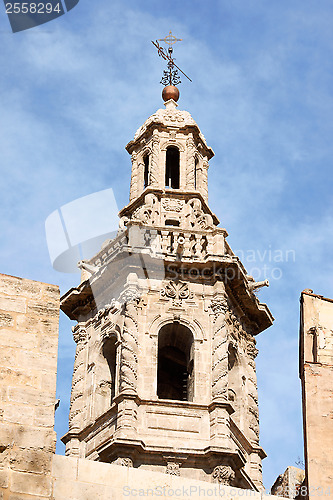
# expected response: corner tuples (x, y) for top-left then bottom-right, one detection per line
(0, 0), (332, 490)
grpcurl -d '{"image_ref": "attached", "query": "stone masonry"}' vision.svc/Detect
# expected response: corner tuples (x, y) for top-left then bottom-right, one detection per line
(61, 97), (274, 490)
(0, 273), (59, 499)
(299, 290), (333, 498)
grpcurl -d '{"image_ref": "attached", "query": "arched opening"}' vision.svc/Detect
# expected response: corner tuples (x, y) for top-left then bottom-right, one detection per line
(165, 147), (180, 189)
(157, 323), (194, 401)
(194, 156), (199, 189)
(144, 153), (150, 188)
(95, 335), (117, 416)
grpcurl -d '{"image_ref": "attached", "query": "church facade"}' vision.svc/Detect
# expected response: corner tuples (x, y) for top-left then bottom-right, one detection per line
(60, 90), (274, 490)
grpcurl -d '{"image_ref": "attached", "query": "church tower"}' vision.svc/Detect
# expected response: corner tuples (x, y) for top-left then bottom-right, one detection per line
(61, 37), (273, 490)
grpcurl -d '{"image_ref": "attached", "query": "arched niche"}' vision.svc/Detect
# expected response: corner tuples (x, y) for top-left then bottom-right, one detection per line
(94, 332), (118, 417)
(157, 322), (194, 402)
(165, 146), (180, 189)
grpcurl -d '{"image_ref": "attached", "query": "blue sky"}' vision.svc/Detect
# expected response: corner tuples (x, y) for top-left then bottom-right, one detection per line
(1, 0), (333, 490)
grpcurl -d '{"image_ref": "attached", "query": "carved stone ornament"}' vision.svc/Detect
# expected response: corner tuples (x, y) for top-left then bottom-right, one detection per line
(212, 465), (236, 485)
(247, 341), (259, 360)
(72, 326), (88, 344)
(119, 287), (141, 306)
(161, 198), (183, 212)
(113, 457), (133, 467)
(161, 280), (193, 307)
(185, 198), (213, 230)
(210, 297), (228, 319)
(166, 462), (181, 476)
(132, 193), (159, 225)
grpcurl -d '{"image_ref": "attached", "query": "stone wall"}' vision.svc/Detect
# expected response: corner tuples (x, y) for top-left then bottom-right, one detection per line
(52, 454), (281, 500)
(300, 290), (333, 498)
(0, 273), (59, 499)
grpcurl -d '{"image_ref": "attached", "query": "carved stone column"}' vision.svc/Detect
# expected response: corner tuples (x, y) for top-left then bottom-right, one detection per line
(66, 325), (88, 456)
(209, 296), (232, 449)
(211, 297), (229, 401)
(150, 131), (160, 188)
(119, 277), (140, 395)
(69, 325), (88, 431)
(186, 137), (196, 189)
(246, 338), (260, 445)
(129, 151), (139, 201)
(201, 159), (209, 202)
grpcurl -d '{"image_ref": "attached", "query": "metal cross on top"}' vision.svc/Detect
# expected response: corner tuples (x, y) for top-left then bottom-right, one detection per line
(158, 31), (183, 47)
(152, 31), (192, 87)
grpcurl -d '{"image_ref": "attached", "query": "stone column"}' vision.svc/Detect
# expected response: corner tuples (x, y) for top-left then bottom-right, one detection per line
(209, 296), (232, 449)
(129, 151), (139, 201)
(119, 275), (140, 395)
(211, 297), (229, 401)
(201, 159), (209, 202)
(186, 137), (196, 190)
(150, 131), (160, 188)
(66, 324), (88, 456)
(246, 338), (260, 445)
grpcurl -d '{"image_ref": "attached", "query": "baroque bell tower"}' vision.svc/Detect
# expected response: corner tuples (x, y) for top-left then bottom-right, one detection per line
(61, 35), (273, 490)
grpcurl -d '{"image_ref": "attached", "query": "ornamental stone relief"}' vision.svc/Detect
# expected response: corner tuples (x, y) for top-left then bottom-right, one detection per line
(161, 198), (183, 212)
(166, 462), (181, 476)
(160, 280), (193, 307)
(185, 198), (213, 230)
(132, 193), (159, 225)
(212, 465), (236, 485)
(112, 457), (133, 467)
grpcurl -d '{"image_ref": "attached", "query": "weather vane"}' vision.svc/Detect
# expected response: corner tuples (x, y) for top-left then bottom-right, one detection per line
(152, 31), (192, 87)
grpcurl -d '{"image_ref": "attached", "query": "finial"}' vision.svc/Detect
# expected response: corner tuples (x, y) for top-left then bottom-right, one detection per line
(152, 31), (192, 102)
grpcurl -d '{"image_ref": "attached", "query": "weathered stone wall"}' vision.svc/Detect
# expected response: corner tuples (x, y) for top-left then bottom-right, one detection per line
(300, 291), (333, 497)
(51, 454), (281, 500)
(0, 273), (59, 499)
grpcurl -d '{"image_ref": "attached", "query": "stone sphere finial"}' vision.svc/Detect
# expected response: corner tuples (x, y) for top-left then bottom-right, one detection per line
(162, 85), (180, 102)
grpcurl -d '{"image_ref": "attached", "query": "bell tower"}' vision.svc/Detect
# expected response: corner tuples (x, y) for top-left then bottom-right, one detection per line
(61, 36), (273, 490)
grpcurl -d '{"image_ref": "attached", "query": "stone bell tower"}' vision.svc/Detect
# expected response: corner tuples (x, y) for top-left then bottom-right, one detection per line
(61, 58), (273, 488)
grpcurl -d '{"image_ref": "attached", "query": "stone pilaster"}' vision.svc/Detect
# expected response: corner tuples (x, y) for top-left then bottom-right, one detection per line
(211, 297), (229, 401)
(246, 339), (260, 445)
(150, 130), (160, 188)
(201, 159), (209, 202)
(119, 277), (140, 396)
(186, 137), (196, 189)
(129, 151), (139, 201)
(68, 325), (89, 437)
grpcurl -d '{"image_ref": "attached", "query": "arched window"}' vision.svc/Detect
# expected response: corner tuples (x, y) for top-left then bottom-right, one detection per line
(227, 343), (244, 427)
(194, 156), (199, 189)
(144, 154), (150, 188)
(165, 147), (180, 189)
(157, 323), (194, 401)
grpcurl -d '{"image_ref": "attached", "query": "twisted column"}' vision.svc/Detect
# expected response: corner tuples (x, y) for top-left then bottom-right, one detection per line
(119, 287), (139, 395)
(246, 338), (260, 444)
(129, 151), (138, 201)
(68, 325), (88, 434)
(186, 137), (196, 189)
(211, 297), (229, 401)
(150, 131), (160, 187)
